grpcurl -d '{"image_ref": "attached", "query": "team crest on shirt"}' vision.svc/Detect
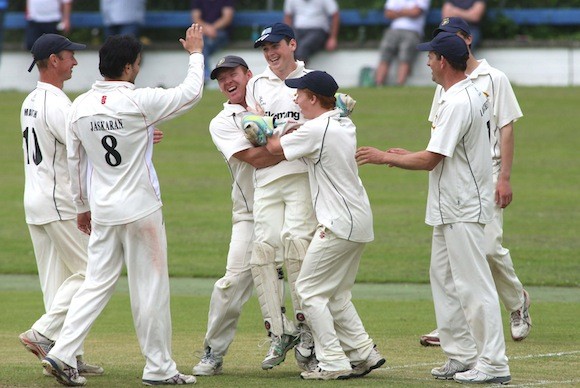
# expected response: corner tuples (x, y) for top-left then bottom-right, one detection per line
(101, 96), (107, 105)
(319, 230), (326, 239)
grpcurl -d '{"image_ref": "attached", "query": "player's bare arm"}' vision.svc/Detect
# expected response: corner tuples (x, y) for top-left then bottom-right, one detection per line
(179, 23), (204, 54)
(357, 147), (444, 171)
(496, 122), (515, 208)
(265, 133), (284, 156)
(233, 146), (284, 169)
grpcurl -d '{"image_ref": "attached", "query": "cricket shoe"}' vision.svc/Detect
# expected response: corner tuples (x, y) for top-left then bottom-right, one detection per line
(351, 345), (386, 378)
(77, 356), (104, 376)
(510, 289), (532, 341)
(261, 333), (299, 370)
(42, 355), (87, 386)
(454, 369), (511, 385)
(431, 359), (470, 380)
(294, 325), (315, 371)
(300, 367), (353, 380)
(419, 329), (440, 346)
(142, 373), (196, 385)
(193, 347), (223, 376)
(19, 329), (54, 360)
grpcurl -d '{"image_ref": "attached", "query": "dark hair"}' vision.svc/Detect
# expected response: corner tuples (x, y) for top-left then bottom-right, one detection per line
(434, 52), (468, 72)
(98, 35), (142, 79)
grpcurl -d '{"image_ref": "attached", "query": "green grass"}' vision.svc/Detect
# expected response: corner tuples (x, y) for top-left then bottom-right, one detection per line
(1, 87), (578, 286)
(1, 276), (579, 387)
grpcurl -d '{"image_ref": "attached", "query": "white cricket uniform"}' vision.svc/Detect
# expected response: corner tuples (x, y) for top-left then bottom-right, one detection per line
(245, 61), (317, 336)
(282, 109), (375, 371)
(429, 59), (525, 312)
(427, 78), (509, 377)
(48, 53), (204, 381)
(202, 102), (256, 356)
(20, 81), (88, 342)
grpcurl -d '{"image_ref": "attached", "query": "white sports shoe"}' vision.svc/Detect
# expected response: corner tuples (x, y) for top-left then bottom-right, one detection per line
(19, 329), (54, 360)
(431, 359), (470, 380)
(193, 347), (223, 376)
(42, 355), (87, 387)
(142, 373), (196, 385)
(510, 289), (532, 341)
(420, 329), (440, 346)
(454, 369), (511, 384)
(294, 324), (315, 371)
(261, 333), (299, 370)
(351, 345), (386, 378)
(77, 356), (104, 376)
(300, 367), (353, 380)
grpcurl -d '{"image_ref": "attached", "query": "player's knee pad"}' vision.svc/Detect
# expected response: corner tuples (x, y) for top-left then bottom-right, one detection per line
(251, 242), (286, 336)
(284, 238), (310, 324)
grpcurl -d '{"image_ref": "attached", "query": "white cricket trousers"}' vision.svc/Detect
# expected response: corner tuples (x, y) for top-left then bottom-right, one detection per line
(203, 219), (255, 356)
(28, 220), (88, 341)
(430, 222), (510, 377)
(485, 172), (524, 312)
(296, 226), (374, 371)
(48, 210), (179, 381)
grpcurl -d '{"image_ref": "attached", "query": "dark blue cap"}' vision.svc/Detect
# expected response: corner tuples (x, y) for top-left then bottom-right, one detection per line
(433, 17), (472, 37)
(210, 55), (249, 80)
(285, 70), (339, 97)
(254, 23), (295, 48)
(417, 32), (469, 63)
(28, 33), (86, 72)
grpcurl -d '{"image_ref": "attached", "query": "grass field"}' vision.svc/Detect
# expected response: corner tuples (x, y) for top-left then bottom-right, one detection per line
(0, 87), (578, 386)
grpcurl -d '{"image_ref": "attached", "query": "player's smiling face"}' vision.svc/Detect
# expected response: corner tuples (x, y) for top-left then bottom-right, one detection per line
(261, 39), (296, 76)
(294, 89), (314, 119)
(217, 66), (252, 106)
(427, 51), (443, 84)
(54, 50), (78, 81)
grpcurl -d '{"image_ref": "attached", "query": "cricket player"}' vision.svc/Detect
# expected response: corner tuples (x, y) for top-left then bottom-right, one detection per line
(356, 32), (511, 384)
(246, 22), (318, 370)
(193, 55), (284, 375)
(264, 70), (386, 380)
(19, 33), (102, 377)
(420, 17), (530, 348)
(42, 25), (204, 386)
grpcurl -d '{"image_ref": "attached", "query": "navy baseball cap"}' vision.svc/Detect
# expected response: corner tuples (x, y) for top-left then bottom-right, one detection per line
(417, 32), (469, 63)
(254, 23), (295, 48)
(285, 71), (339, 97)
(28, 34), (86, 72)
(433, 17), (472, 37)
(210, 55), (249, 80)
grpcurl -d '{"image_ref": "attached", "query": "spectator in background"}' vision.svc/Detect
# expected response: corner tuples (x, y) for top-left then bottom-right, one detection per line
(283, 0), (339, 64)
(191, 0), (235, 82)
(375, 0), (431, 86)
(25, 0), (73, 50)
(442, 0), (486, 49)
(0, 0), (7, 65)
(100, 0), (146, 39)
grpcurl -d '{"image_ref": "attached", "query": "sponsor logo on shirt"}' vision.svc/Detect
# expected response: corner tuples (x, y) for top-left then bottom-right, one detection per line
(264, 110), (300, 122)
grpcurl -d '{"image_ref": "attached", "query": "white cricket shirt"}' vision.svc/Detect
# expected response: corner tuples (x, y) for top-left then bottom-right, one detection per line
(209, 102), (256, 222)
(281, 109), (374, 242)
(284, 0), (339, 32)
(246, 61), (310, 188)
(21, 81), (77, 225)
(67, 53), (204, 226)
(429, 59), (523, 174)
(426, 78), (493, 226)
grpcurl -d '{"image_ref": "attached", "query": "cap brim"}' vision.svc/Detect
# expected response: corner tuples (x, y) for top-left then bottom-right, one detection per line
(253, 34), (286, 48)
(284, 78), (305, 89)
(416, 42), (434, 52)
(65, 42), (87, 51)
(210, 63), (244, 80)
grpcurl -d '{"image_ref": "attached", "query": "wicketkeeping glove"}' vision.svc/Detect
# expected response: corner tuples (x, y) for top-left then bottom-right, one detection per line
(335, 93), (357, 117)
(242, 114), (275, 146)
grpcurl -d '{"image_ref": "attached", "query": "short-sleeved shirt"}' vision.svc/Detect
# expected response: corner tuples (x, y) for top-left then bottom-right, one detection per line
(425, 78), (493, 226)
(245, 61), (310, 188)
(284, 0), (339, 32)
(21, 81), (77, 225)
(26, 0), (72, 22)
(209, 102), (255, 222)
(191, 0), (235, 35)
(100, 0), (146, 26)
(429, 59), (523, 174)
(385, 0), (431, 35)
(281, 109), (374, 242)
